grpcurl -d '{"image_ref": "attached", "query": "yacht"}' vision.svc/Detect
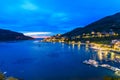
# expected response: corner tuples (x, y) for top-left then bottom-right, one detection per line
(83, 59), (99, 67)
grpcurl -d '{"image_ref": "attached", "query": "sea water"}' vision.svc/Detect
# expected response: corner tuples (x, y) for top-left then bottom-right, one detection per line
(0, 40), (118, 80)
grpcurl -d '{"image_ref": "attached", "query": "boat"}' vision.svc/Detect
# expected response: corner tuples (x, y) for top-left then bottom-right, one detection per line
(83, 59), (99, 67)
(100, 64), (120, 72)
(115, 71), (120, 76)
(100, 64), (110, 68)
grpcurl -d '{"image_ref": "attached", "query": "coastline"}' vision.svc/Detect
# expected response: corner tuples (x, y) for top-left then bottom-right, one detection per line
(42, 37), (120, 54)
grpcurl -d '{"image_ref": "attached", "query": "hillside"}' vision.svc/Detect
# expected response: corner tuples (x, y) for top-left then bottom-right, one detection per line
(62, 12), (120, 37)
(63, 27), (83, 37)
(0, 29), (33, 41)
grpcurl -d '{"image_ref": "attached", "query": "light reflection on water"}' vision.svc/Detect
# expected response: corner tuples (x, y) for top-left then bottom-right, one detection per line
(0, 41), (120, 80)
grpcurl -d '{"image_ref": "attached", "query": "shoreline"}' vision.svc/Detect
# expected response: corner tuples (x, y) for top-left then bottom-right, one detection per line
(42, 38), (120, 53)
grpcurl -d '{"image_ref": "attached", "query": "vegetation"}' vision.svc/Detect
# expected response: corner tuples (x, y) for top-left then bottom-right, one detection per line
(104, 76), (120, 80)
(0, 72), (18, 80)
(64, 33), (120, 44)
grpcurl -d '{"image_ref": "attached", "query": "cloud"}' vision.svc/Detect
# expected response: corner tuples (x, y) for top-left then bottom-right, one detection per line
(23, 32), (52, 38)
(23, 32), (52, 36)
(21, 1), (38, 11)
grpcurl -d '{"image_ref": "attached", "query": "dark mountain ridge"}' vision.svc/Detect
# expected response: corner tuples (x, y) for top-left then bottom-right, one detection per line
(0, 29), (33, 41)
(62, 12), (120, 37)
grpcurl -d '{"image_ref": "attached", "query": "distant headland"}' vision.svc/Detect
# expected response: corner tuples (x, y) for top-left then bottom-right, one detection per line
(0, 29), (33, 41)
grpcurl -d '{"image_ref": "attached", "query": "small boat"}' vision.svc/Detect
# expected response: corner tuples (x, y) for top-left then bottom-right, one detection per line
(100, 64), (110, 68)
(83, 59), (99, 67)
(100, 64), (120, 72)
(115, 71), (120, 76)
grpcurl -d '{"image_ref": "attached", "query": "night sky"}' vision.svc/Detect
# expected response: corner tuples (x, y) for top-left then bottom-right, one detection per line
(0, 0), (120, 37)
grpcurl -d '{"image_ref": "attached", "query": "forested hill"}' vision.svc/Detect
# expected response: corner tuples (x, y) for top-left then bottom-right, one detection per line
(62, 12), (120, 37)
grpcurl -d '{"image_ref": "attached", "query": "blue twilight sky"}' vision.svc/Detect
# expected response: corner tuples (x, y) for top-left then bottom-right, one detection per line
(0, 0), (120, 36)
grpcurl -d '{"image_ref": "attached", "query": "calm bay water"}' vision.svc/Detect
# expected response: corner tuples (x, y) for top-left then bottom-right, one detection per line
(0, 40), (119, 80)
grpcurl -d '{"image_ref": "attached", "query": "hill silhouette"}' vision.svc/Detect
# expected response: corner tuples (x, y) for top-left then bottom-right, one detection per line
(62, 12), (120, 37)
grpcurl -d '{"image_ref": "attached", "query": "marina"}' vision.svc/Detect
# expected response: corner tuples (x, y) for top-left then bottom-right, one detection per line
(83, 59), (120, 76)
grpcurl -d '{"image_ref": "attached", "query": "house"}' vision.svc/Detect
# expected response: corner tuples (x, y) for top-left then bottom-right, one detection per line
(111, 40), (120, 49)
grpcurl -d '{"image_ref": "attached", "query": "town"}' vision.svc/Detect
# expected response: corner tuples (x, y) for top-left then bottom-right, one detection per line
(43, 30), (120, 53)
